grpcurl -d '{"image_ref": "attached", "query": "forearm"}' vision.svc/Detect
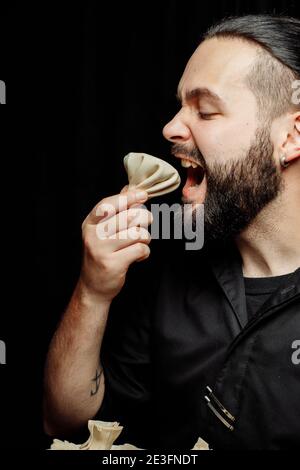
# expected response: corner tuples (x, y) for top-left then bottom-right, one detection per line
(44, 188), (152, 436)
(44, 279), (111, 436)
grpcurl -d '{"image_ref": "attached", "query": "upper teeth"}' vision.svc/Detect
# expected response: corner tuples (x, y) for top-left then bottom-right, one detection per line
(181, 159), (198, 169)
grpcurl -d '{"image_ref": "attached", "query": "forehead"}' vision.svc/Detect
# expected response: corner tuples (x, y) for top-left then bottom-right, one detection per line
(178, 37), (259, 100)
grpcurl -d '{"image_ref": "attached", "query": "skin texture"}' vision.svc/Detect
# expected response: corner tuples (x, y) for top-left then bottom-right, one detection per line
(43, 188), (153, 436)
(44, 35), (300, 438)
(163, 37), (300, 277)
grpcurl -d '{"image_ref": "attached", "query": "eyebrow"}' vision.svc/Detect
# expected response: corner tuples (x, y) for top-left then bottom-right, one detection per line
(176, 87), (224, 107)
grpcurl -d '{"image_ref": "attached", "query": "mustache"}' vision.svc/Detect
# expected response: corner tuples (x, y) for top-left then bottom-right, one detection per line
(171, 144), (207, 170)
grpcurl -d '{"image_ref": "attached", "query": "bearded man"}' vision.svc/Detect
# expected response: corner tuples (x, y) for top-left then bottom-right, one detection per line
(44, 15), (300, 450)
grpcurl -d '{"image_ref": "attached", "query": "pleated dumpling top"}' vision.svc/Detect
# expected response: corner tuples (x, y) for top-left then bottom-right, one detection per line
(124, 152), (181, 199)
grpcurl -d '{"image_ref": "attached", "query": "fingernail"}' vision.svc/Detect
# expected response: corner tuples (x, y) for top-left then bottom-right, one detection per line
(136, 191), (148, 200)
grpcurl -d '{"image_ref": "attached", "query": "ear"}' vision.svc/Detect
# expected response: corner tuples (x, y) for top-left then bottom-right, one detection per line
(283, 112), (300, 164)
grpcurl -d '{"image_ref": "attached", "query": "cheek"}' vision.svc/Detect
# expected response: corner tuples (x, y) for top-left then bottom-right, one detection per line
(193, 117), (257, 163)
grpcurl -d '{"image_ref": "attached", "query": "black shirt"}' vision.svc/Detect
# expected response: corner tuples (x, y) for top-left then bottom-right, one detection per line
(98, 242), (300, 450)
(244, 273), (293, 320)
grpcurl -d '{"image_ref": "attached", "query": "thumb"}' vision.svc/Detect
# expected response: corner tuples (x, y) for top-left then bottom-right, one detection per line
(120, 185), (129, 194)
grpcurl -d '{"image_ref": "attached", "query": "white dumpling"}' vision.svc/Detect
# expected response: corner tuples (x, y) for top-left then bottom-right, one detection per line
(124, 152), (181, 199)
(50, 420), (123, 450)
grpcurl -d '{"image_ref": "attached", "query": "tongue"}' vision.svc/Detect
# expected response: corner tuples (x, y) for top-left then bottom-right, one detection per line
(182, 167), (207, 203)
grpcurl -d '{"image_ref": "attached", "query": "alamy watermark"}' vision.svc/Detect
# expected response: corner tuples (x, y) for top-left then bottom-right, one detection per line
(96, 198), (204, 251)
(0, 80), (6, 104)
(291, 80), (300, 106)
(291, 340), (300, 365)
(0, 340), (6, 365)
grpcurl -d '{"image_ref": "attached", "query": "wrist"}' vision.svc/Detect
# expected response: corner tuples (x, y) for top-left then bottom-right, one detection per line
(76, 277), (112, 309)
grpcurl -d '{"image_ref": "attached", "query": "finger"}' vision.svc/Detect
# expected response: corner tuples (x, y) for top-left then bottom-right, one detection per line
(94, 224), (151, 249)
(120, 185), (129, 194)
(110, 226), (151, 250)
(112, 242), (151, 267)
(97, 208), (153, 238)
(87, 190), (148, 225)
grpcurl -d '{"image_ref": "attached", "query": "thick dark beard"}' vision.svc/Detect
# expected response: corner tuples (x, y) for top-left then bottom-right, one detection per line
(178, 126), (283, 243)
(203, 126), (283, 241)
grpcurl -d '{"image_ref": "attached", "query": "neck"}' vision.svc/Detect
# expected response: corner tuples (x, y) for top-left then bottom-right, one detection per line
(235, 183), (300, 278)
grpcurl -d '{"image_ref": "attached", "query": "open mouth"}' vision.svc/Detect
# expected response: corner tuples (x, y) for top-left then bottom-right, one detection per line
(180, 159), (207, 203)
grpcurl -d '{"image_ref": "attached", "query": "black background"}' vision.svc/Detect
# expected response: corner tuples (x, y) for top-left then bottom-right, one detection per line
(0, 0), (299, 455)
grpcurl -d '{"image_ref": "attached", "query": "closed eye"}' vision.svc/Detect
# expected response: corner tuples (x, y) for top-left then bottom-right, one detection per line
(197, 112), (218, 120)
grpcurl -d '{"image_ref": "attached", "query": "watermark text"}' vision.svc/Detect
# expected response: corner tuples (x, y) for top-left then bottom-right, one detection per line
(96, 198), (204, 251)
(0, 340), (6, 365)
(291, 80), (300, 106)
(0, 80), (6, 104)
(291, 340), (300, 365)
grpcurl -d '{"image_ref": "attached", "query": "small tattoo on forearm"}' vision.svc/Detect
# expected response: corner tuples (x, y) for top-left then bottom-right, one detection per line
(90, 368), (102, 396)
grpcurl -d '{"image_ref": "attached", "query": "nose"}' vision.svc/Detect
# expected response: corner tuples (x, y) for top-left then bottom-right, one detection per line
(162, 110), (192, 143)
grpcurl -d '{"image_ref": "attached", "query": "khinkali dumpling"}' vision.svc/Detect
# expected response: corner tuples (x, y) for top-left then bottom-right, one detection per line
(124, 153), (181, 199)
(50, 421), (123, 450)
(49, 419), (209, 450)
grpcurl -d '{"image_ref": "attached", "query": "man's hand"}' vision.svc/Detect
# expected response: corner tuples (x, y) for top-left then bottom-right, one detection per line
(80, 187), (153, 303)
(44, 187), (153, 436)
